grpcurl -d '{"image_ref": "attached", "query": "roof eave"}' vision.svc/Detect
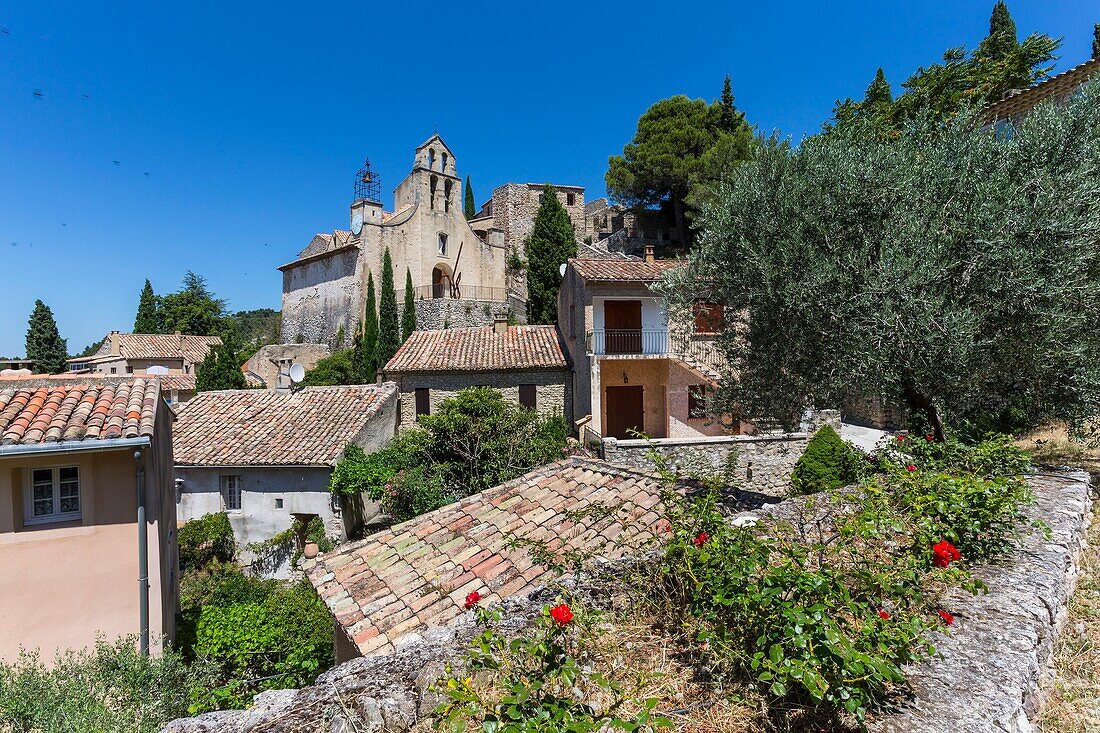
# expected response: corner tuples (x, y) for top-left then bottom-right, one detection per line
(0, 435), (152, 458)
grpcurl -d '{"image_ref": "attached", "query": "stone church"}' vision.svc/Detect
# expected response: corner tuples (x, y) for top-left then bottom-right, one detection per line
(280, 135), (513, 345)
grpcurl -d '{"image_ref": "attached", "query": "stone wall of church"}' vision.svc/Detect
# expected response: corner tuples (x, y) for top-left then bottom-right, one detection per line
(280, 248), (362, 347)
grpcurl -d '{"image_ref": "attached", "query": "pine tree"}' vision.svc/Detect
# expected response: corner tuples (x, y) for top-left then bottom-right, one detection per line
(25, 300), (68, 374)
(401, 268), (417, 342)
(525, 184), (577, 324)
(464, 176), (476, 220)
(195, 334), (247, 392)
(981, 1), (1020, 62)
(354, 273), (379, 380)
(377, 249), (400, 368)
(134, 279), (158, 333)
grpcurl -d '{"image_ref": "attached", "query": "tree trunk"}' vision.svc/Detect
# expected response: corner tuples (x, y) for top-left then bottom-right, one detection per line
(902, 382), (946, 442)
(672, 192), (688, 250)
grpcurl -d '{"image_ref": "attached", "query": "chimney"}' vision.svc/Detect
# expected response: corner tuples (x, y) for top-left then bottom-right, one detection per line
(644, 244), (655, 263)
(109, 330), (120, 356)
(493, 314), (508, 334)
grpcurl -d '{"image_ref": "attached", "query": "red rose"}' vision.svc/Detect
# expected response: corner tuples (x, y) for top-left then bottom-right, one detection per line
(931, 540), (961, 569)
(664, 524), (673, 533)
(549, 603), (573, 626)
(926, 434), (934, 442)
(906, 464), (917, 472)
(879, 610), (891, 620)
(937, 609), (954, 626)
(897, 434), (907, 442)
(693, 531), (709, 547)
(464, 591), (481, 610)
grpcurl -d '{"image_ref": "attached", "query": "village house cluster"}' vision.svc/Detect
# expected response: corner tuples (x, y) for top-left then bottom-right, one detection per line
(2, 47), (1095, 669)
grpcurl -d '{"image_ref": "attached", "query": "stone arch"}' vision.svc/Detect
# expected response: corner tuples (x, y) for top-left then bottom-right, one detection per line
(431, 262), (454, 299)
(427, 148), (436, 170)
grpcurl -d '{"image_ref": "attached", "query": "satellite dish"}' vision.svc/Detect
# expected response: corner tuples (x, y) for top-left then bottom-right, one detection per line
(288, 363), (306, 384)
(559, 263), (567, 277)
(146, 365), (169, 376)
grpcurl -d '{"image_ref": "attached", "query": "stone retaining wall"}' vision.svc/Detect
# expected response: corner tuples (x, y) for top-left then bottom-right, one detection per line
(413, 298), (504, 330)
(163, 469), (1092, 733)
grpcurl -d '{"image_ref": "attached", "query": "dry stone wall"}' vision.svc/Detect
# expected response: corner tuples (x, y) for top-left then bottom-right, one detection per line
(413, 298), (502, 330)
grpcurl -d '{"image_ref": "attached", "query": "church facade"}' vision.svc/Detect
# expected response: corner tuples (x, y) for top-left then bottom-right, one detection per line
(279, 135), (513, 346)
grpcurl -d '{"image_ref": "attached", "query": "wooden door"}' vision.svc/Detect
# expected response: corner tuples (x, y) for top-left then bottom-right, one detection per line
(605, 385), (644, 439)
(604, 301), (642, 354)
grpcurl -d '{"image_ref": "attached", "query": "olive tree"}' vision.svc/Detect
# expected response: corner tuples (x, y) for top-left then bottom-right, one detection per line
(665, 82), (1100, 441)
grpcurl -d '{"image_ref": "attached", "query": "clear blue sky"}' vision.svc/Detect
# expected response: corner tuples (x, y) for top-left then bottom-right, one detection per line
(1, 1), (1096, 356)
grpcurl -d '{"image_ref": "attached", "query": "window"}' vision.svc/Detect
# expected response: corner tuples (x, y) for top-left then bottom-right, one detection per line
(415, 388), (430, 417)
(428, 148), (436, 169)
(693, 303), (724, 334)
(126, 365), (134, 374)
(566, 192), (575, 206)
(519, 385), (537, 410)
(110, 367), (117, 374)
(24, 466), (81, 525)
(220, 475), (242, 511)
(441, 152), (448, 171)
(687, 385), (707, 419)
(275, 498), (283, 509)
(569, 305), (576, 339)
(444, 179), (453, 212)
(438, 232), (448, 255)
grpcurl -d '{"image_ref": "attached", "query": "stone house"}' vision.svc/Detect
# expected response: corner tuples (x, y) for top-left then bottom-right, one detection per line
(556, 252), (734, 443)
(172, 384), (398, 563)
(382, 319), (572, 428)
(280, 135), (514, 343)
(305, 456), (664, 661)
(468, 183), (588, 252)
(0, 378), (178, 662)
(66, 331), (222, 404)
(981, 54), (1099, 126)
(243, 343), (331, 390)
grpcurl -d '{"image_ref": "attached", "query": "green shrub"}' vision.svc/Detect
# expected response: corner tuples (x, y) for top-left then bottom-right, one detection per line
(300, 349), (358, 386)
(0, 636), (217, 732)
(189, 576), (334, 712)
(178, 512), (236, 572)
(330, 387), (569, 522)
(436, 602), (669, 732)
(885, 433), (1030, 478)
(789, 425), (862, 495)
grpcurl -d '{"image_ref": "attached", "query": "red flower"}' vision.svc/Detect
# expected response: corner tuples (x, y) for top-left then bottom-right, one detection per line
(693, 531), (709, 547)
(906, 464), (917, 472)
(932, 540), (961, 569)
(926, 434), (934, 442)
(464, 591), (481, 610)
(549, 603), (573, 626)
(878, 610), (891, 620)
(897, 434), (907, 442)
(937, 609), (955, 626)
(664, 524), (673, 533)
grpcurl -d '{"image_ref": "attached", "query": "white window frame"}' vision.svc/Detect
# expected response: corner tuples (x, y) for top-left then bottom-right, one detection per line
(23, 465), (81, 525)
(220, 474), (242, 512)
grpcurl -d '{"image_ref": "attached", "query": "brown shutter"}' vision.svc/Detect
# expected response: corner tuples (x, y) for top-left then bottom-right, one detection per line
(519, 385), (536, 409)
(415, 388), (430, 416)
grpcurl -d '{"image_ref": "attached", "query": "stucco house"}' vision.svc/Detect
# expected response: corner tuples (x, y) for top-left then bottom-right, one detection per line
(0, 378), (177, 662)
(172, 384), (399, 556)
(66, 331), (222, 404)
(556, 252), (734, 443)
(382, 319), (572, 428)
(243, 343), (331, 390)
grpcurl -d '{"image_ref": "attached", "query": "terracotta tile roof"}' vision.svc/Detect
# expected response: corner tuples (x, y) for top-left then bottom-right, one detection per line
(173, 384), (397, 467)
(158, 374), (196, 392)
(569, 258), (684, 282)
(384, 326), (569, 373)
(981, 57), (1100, 123)
(306, 457), (666, 656)
(292, 230), (356, 262)
(72, 333), (221, 365)
(0, 379), (159, 445)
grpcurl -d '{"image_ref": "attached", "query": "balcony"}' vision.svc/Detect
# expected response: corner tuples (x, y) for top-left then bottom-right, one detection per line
(588, 328), (725, 375)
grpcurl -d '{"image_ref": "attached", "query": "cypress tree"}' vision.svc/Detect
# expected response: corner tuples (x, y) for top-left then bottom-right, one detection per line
(864, 68), (892, 106)
(716, 75), (741, 133)
(525, 184), (577, 324)
(195, 334), (247, 392)
(401, 268), (417, 342)
(134, 279), (158, 333)
(355, 273), (379, 379)
(981, 1), (1019, 62)
(377, 249), (400, 368)
(1093, 23), (1099, 59)
(25, 299), (68, 374)
(464, 176), (476, 220)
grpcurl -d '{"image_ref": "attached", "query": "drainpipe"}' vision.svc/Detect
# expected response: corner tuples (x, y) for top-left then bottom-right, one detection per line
(134, 449), (150, 655)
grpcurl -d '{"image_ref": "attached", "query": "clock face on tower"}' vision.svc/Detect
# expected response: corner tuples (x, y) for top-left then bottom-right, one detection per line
(351, 212), (363, 236)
